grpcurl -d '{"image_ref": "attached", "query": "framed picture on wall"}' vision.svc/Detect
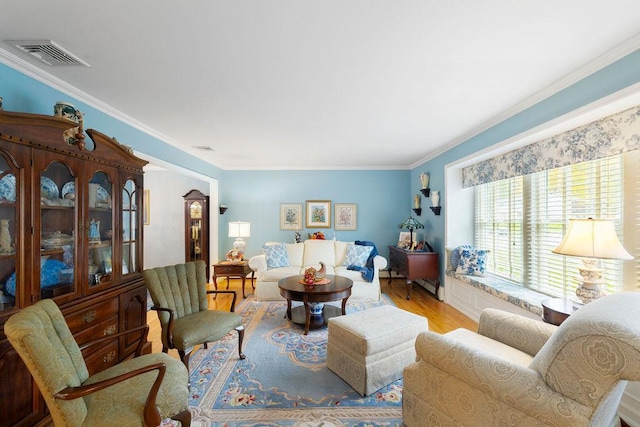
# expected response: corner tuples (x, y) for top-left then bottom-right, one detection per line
(334, 203), (357, 230)
(280, 203), (303, 230)
(305, 200), (331, 228)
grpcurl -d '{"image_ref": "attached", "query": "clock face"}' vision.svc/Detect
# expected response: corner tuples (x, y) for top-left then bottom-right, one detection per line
(190, 201), (202, 219)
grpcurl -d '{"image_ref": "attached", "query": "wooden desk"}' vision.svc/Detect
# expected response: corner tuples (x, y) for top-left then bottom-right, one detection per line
(212, 261), (254, 298)
(388, 245), (440, 300)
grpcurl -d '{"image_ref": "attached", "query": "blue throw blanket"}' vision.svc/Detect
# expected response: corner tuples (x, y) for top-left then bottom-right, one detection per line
(347, 240), (378, 282)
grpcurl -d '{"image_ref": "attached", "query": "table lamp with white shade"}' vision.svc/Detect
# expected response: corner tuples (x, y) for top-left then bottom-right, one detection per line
(552, 218), (633, 304)
(228, 221), (250, 259)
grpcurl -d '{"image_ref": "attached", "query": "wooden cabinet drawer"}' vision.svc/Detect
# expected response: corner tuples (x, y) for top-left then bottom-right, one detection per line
(65, 298), (118, 333)
(74, 316), (119, 346)
(83, 339), (119, 375)
(215, 265), (247, 275)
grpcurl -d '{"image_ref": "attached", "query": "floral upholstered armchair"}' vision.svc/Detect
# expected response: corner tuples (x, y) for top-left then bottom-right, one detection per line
(403, 292), (640, 427)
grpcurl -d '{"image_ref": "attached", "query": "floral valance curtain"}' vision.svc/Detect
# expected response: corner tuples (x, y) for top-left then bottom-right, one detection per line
(462, 105), (640, 188)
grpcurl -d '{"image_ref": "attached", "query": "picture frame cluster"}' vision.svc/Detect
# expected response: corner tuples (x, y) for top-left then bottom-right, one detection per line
(280, 201), (357, 231)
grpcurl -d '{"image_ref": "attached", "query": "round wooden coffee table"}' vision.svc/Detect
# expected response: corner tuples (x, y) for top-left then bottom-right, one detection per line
(278, 275), (353, 335)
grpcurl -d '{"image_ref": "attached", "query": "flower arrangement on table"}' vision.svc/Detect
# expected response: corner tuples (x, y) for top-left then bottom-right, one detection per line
(226, 248), (243, 261)
(308, 231), (325, 240)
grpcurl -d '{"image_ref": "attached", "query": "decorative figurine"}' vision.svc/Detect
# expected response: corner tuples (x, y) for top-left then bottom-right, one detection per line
(0, 219), (14, 255)
(89, 219), (101, 242)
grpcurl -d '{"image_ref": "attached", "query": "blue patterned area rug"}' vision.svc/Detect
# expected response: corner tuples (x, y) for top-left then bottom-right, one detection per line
(187, 295), (403, 426)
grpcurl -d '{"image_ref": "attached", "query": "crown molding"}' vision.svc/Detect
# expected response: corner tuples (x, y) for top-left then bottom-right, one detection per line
(0, 47), (196, 161)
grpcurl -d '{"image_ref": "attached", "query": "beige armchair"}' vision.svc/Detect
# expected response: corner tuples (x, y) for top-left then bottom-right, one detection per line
(144, 260), (245, 371)
(403, 292), (640, 427)
(5, 299), (191, 427)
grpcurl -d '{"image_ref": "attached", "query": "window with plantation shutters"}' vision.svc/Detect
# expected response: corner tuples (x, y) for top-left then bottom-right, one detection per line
(474, 153), (631, 297)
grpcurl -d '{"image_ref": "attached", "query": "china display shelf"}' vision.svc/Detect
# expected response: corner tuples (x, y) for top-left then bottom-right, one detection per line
(41, 205), (75, 210)
(41, 247), (68, 255)
(89, 241), (111, 248)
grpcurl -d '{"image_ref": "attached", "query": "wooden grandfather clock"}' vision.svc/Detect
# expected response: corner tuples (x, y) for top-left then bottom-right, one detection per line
(183, 189), (209, 278)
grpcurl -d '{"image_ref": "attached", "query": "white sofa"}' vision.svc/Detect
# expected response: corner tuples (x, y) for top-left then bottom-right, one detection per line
(248, 240), (388, 301)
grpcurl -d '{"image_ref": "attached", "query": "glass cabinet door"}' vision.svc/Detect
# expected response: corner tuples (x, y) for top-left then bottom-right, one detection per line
(87, 171), (113, 288)
(122, 179), (139, 276)
(0, 154), (18, 312)
(39, 161), (77, 299)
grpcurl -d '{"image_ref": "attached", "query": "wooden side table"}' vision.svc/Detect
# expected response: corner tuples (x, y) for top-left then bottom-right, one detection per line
(541, 297), (582, 326)
(212, 261), (254, 298)
(387, 245), (440, 300)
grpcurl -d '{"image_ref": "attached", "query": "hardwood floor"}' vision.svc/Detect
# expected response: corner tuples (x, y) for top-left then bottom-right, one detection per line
(147, 277), (478, 360)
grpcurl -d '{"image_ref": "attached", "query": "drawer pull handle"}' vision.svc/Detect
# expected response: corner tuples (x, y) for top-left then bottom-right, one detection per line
(103, 325), (117, 336)
(83, 310), (97, 323)
(103, 351), (116, 363)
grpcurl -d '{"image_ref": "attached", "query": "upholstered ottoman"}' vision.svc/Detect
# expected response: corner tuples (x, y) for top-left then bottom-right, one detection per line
(327, 305), (428, 396)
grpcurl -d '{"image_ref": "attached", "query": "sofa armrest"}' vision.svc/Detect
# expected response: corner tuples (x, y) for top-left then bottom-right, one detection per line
(412, 331), (591, 425)
(248, 254), (267, 274)
(477, 308), (557, 356)
(373, 255), (387, 271)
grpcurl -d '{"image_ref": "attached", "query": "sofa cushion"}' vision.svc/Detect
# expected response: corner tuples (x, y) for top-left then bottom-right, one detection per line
(262, 266), (304, 282)
(334, 241), (350, 266)
(286, 242), (305, 267)
(343, 243), (373, 267)
(334, 266), (369, 282)
(303, 240), (337, 267)
(456, 247), (490, 276)
(449, 244), (474, 270)
(263, 244), (290, 269)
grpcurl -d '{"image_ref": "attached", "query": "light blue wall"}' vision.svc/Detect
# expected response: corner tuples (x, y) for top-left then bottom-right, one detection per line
(412, 48), (640, 274)
(0, 63), (222, 179)
(220, 170), (415, 261)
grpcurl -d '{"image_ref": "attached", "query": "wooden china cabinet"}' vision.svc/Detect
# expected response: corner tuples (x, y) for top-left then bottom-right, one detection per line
(0, 111), (148, 426)
(183, 189), (209, 278)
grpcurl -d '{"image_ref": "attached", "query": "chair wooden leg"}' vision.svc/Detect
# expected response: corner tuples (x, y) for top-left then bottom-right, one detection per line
(171, 408), (192, 426)
(178, 348), (193, 372)
(236, 325), (246, 360)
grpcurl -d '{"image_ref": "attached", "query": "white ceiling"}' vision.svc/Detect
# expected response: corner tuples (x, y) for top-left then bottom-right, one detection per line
(1, 1), (640, 170)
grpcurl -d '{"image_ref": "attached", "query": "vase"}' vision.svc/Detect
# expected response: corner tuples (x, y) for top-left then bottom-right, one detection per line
(308, 302), (324, 315)
(53, 101), (80, 123)
(431, 190), (440, 207)
(420, 172), (429, 189)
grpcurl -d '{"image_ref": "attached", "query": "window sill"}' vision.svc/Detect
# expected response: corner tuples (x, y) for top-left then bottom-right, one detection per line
(446, 270), (546, 316)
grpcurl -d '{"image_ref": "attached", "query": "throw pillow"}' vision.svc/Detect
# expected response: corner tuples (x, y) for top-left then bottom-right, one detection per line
(456, 247), (490, 276)
(342, 244), (373, 267)
(449, 244), (473, 270)
(263, 244), (290, 269)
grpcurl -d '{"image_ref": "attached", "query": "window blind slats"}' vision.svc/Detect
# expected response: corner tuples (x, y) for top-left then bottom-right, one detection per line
(475, 155), (630, 297)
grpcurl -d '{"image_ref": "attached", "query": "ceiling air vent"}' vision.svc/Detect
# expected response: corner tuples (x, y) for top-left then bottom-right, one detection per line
(5, 39), (90, 67)
(193, 146), (215, 152)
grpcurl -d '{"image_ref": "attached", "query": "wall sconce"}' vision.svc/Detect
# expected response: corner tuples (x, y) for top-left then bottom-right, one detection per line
(419, 172), (430, 197)
(413, 194), (422, 216)
(219, 204), (228, 215)
(429, 190), (441, 215)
